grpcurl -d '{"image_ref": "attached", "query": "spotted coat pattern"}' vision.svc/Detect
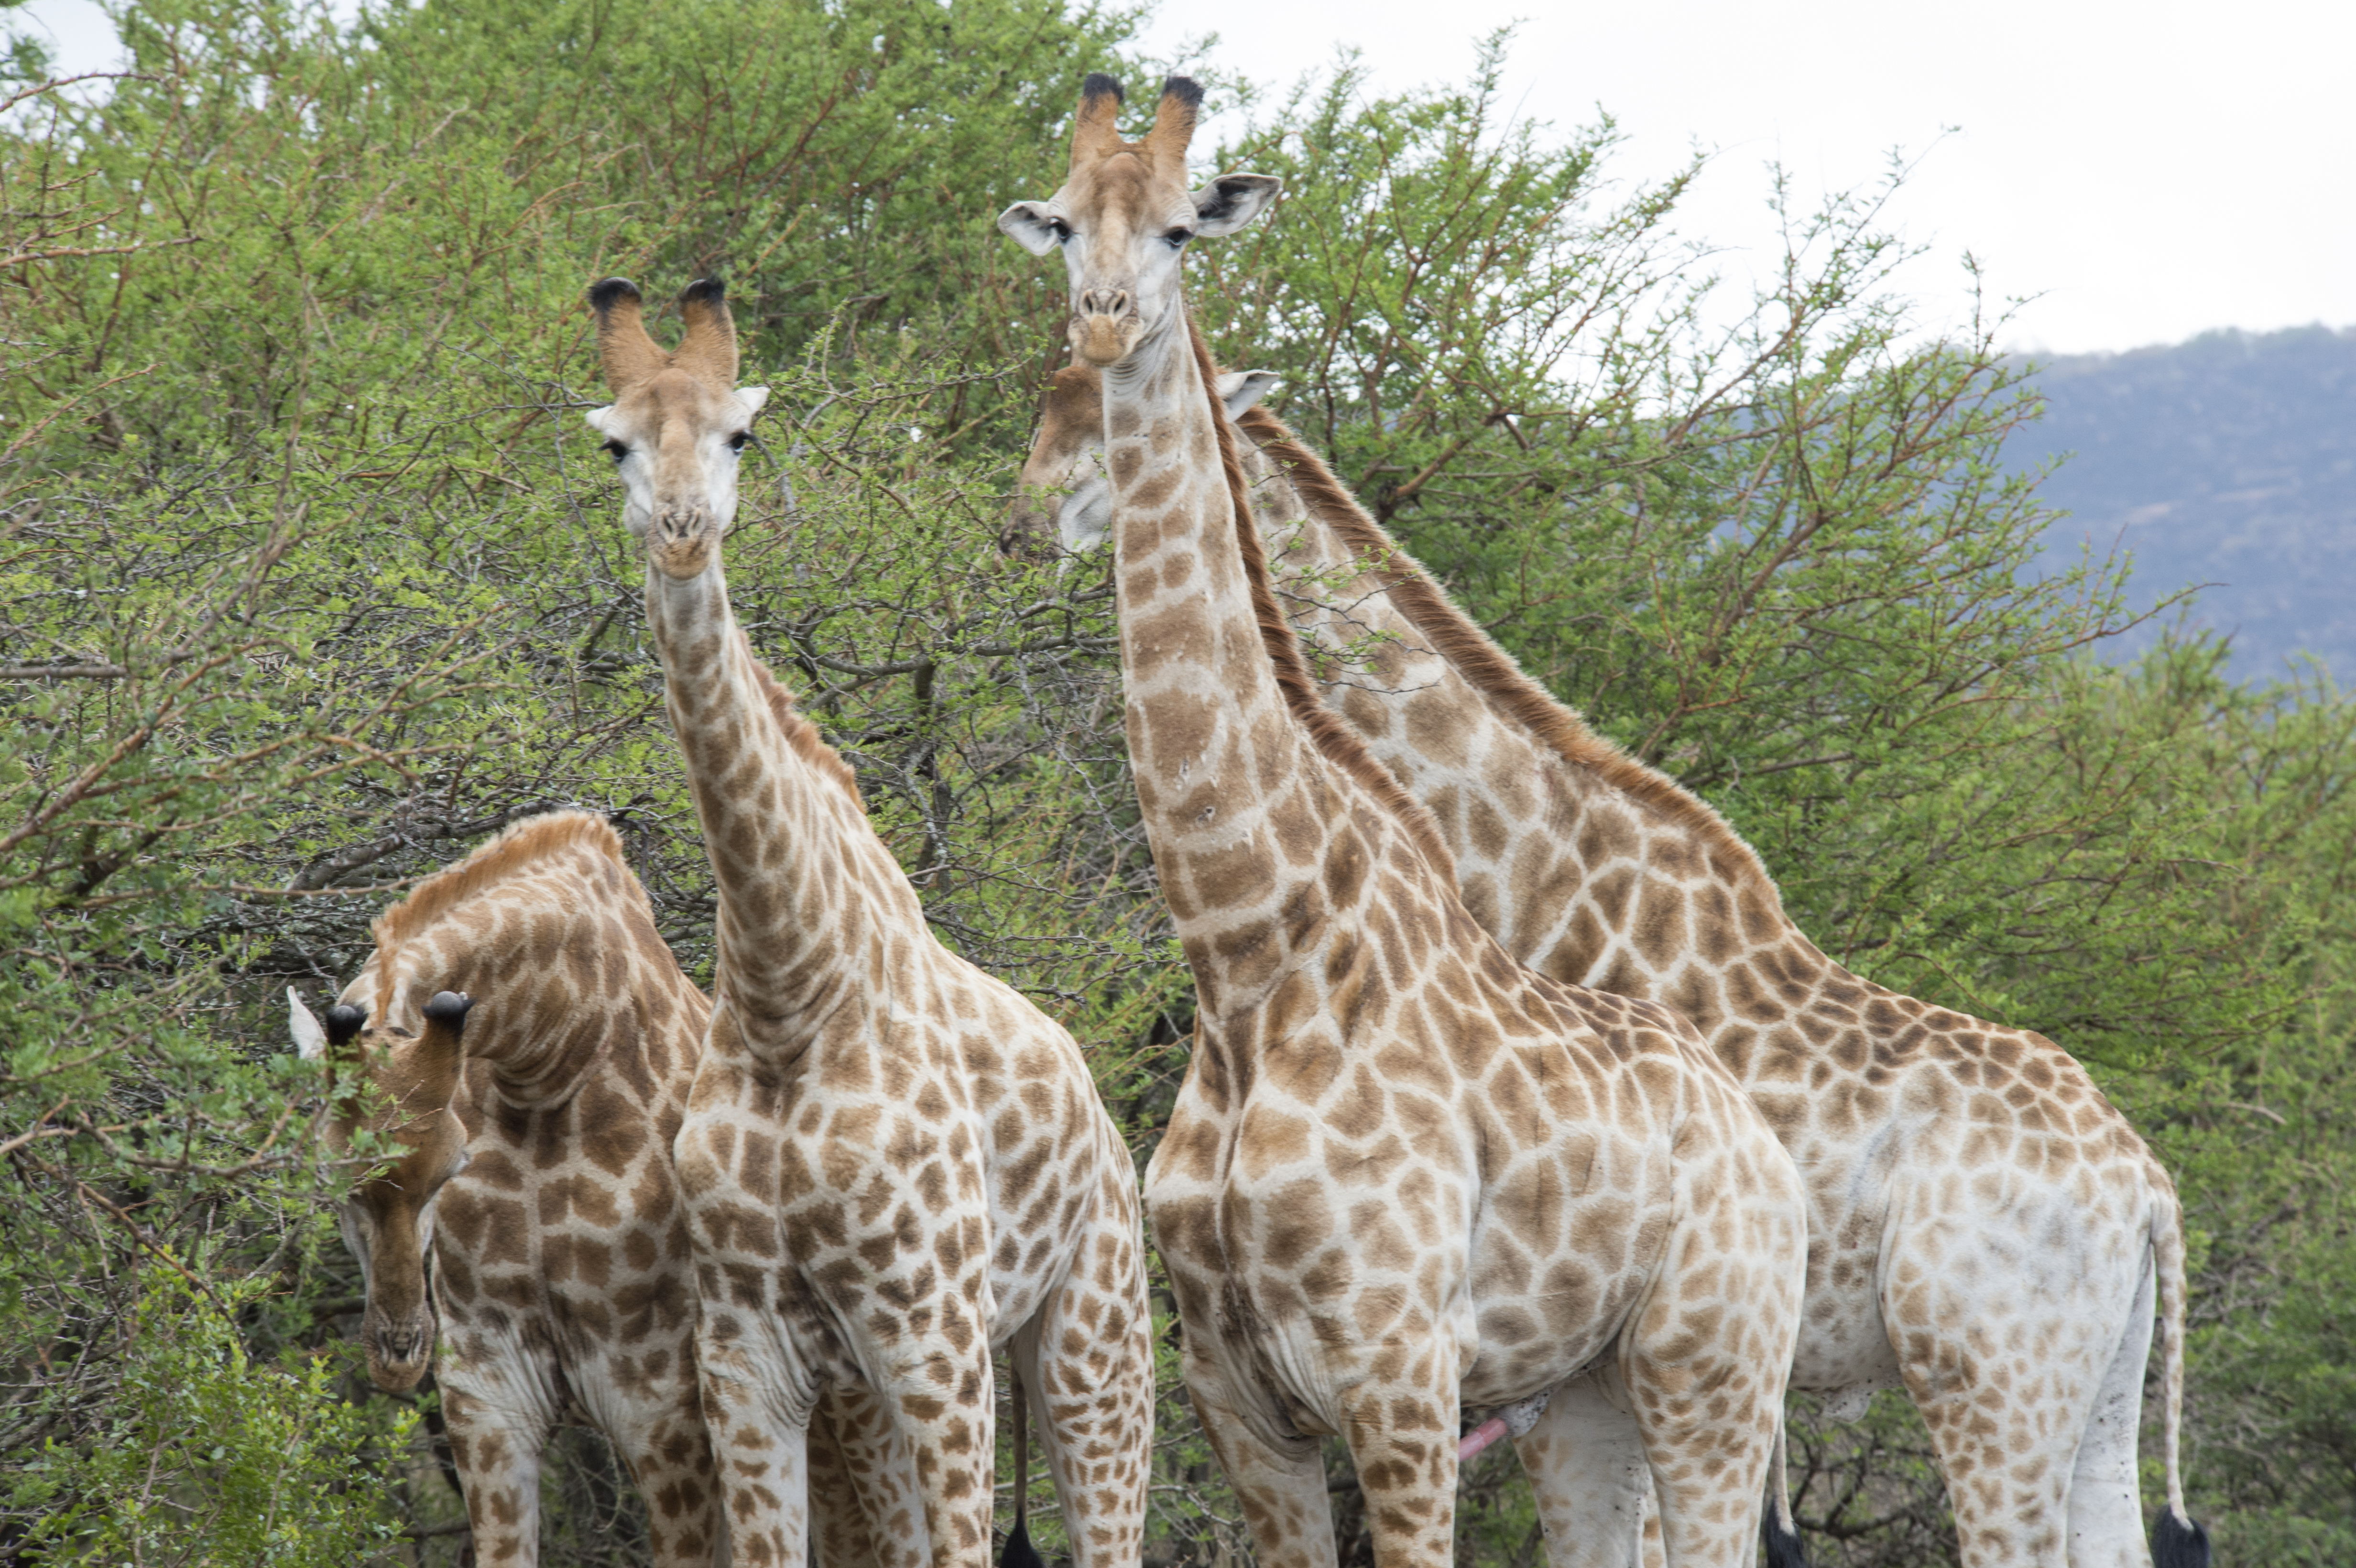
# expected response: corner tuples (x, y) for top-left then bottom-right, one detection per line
(1016, 352), (2204, 1568)
(1003, 77), (1811, 1568)
(584, 277), (1154, 1568)
(315, 813), (722, 1567)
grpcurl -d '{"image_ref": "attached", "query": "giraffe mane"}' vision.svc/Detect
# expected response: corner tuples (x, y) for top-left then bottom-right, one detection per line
(1188, 314), (1459, 886)
(366, 810), (633, 1020)
(1232, 400), (1783, 897)
(738, 633), (867, 810)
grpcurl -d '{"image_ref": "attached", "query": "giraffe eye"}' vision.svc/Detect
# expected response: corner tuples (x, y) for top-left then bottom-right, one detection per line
(727, 431), (750, 453)
(1049, 218), (1073, 244)
(1164, 228), (1192, 249)
(603, 439), (628, 463)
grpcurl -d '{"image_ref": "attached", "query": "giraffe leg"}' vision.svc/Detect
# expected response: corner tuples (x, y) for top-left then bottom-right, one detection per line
(1332, 1344), (1461, 1568)
(438, 1381), (554, 1568)
(1880, 1215), (2129, 1568)
(1180, 1346), (1336, 1568)
(858, 1327), (999, 1568)
(694, 1319), (815, 1568)
(808, 1384), (891, 1568)
(2065, 1257), (2159, 1568)
(1006, 1207), (1154, 1568)
(607, 1393), (726, 1568)
(1511, 1373), (1650, 1568)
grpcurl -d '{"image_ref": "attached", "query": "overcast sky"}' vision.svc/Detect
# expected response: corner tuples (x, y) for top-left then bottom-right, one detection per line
(16, 0), (2351, 355)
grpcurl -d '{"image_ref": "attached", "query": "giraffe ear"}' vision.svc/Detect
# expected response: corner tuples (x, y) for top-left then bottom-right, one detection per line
(1217, 370), (1280, 418)
(1191, 174), (1280, 236)
(735, 386), (770, 418)
(289, 989), (328, 1061)
(998, 202), (1065, 258)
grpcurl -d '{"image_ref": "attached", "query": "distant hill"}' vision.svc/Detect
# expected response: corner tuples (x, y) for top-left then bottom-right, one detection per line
(2010, 325), (2356, 682)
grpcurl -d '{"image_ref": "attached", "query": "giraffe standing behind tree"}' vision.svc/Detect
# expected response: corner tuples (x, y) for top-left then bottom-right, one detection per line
(997, 74), (1810, 1568)
(580, 274), (1154, 1568)
(1014, 350), (2211, 1568)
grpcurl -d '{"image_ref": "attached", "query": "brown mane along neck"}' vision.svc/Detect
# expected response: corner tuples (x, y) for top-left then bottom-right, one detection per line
(1184, 313), (1458, 886)
(1230, 398), (1782, 900)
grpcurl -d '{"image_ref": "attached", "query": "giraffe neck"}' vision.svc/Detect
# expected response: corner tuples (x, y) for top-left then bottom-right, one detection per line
(642, 554), (921, 1051)
(1233, 406), (1836, 1040)
(1102, 311), (1458, 1027)
(1101, 310), (1338, 1017)
(360, 843), (706, 1107)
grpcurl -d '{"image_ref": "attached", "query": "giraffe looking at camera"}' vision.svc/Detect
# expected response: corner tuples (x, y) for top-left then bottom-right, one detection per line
(1014, 345), (2210, 1568)
(581, 272), (1154, 1568)
(997, 73), (1810, 1568)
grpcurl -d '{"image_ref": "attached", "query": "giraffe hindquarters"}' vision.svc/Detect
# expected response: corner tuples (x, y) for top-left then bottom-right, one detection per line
(1180, 1344), (1339, 1568)
(1005, 1208), (1154, 1568)
(1512, 1372), (1658, 1568)
(1879, 1183), (2152, 1568)
(2066, 1255), (2159, 1568)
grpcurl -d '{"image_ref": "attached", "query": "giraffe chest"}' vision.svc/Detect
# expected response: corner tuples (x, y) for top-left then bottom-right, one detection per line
(674, 1010), (1111, 1345)
(1146, 1032), (1684, 1419)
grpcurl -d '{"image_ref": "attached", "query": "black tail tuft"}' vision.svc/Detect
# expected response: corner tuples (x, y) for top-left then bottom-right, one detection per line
(2152, 1509), (2210, 1568)
(998, 1516), (1043, 1568)
(1761, 1505), (1810, 1568)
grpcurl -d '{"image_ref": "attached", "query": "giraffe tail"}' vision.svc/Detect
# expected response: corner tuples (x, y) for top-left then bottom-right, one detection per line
(2150, 1186), (2210, 1568)
(1000, 1365), (1044, 1568)
(1761, 1411), (1810, 1568)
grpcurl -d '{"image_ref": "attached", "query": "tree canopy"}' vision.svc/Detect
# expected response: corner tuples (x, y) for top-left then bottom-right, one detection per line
(1, 2), (2349, 1562)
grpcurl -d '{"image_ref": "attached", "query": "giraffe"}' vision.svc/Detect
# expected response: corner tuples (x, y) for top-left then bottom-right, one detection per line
(580, 273), (1154, 1568)
(288, 811), (722, 1567)
(995, 74), (1811, 1568)
(1013, 356), (2212, 1568)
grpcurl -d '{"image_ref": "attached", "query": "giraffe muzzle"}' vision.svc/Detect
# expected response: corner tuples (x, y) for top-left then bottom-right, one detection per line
(364, 1304), (437, 1391)
(650, 502), (719, 579)
(1071, 290), (1138, 367)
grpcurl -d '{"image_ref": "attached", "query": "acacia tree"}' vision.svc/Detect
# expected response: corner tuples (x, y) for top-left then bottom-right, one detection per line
(2, 6), (2346, 1565)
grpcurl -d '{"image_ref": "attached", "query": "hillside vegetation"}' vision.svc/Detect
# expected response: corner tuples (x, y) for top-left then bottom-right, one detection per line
(2018, 324), (2356, 681)
(1, 1), (2351, 1563)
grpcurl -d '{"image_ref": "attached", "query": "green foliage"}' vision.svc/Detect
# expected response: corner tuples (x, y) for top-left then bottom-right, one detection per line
(11, 1273), (412, 1563)
(2, 2), (2351, 1564)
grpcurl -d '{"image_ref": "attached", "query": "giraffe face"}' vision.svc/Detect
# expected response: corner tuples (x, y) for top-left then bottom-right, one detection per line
(291, 988), (474, 1391)
(582, 277), (770, 580)
(1010, 362), (1277, 554)
(997, 75), (1278, 368)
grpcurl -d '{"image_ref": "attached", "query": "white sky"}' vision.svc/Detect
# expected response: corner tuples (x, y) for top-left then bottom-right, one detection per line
(17, 0), (2352, 354)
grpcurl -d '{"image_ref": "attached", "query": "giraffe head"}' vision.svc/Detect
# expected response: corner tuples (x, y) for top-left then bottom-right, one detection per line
(583, 276), (771, 580)
(289, 986), (473, 1392)
(998, 75), (1279, 369)
(1009, 362), (1279, 554)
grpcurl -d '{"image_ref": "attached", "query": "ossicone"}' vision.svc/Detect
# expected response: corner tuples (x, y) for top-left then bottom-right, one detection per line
(421, 991), (475, 1033)
(1147, 75), (1204, 176)
(326, 1003), (368, 1045)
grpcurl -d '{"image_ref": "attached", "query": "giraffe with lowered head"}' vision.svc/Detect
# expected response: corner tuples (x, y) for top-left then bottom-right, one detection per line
(1014, 353), (2211, 1568)
(581, 274), (1153, 1568)
(289, 812), (721, 1567)
(997, 74), (1810, 1568)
